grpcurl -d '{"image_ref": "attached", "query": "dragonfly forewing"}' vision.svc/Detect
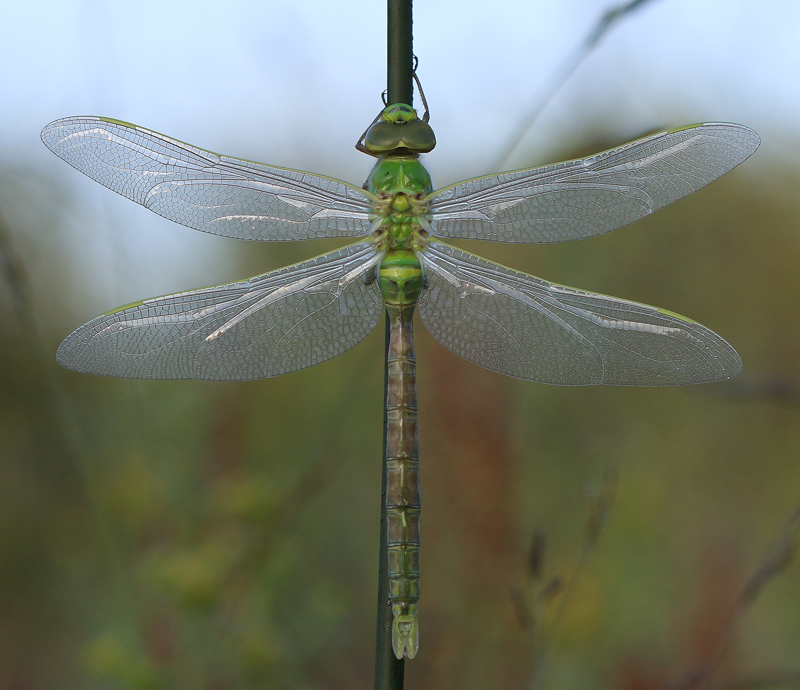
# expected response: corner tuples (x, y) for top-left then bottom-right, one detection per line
(417, 242), (741, 385)
(427, 123), (760, 244)
(41, 117), (376, 241)
(57, 242), (384, 380)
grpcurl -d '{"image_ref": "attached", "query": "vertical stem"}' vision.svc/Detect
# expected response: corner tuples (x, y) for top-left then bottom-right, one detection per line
(376, 6), (413, 689)
(387, 0), (413, 105)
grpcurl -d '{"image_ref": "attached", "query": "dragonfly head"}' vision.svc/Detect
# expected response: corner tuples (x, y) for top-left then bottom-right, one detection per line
(362, 103), (436, 156)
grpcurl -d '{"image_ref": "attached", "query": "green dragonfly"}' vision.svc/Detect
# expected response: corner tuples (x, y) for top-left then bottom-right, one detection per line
(42, 105), (758, 659)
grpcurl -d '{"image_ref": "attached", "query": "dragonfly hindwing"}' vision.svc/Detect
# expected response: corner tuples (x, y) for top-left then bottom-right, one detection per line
(417, 242), (741, 386)
(57, 243), (384, 380)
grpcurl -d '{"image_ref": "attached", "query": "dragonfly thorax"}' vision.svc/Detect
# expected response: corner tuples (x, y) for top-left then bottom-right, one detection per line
(373, 195), (429, 251)
(368, 156), (432, 195)
(369, 156), (432, 252)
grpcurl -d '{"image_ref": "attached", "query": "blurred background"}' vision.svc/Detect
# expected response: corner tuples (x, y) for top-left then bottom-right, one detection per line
(1, 0), (799, 688)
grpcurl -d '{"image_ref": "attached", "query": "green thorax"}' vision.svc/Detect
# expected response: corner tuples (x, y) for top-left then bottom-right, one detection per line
(361, 104), (434, 308)
(368, 156), (432, 248)
(368, 157), (430, 307)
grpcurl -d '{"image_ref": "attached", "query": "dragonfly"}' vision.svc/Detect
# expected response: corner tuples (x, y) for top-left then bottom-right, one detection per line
(42, 105), (759, 659)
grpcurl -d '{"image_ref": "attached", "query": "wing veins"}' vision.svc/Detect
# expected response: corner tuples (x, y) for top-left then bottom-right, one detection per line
(42, 117), (375, 241)
(427, 123), (760, 244)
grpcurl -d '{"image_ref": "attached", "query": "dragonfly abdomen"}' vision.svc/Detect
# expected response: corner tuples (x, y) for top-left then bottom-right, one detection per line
(384, 291), (421, 659)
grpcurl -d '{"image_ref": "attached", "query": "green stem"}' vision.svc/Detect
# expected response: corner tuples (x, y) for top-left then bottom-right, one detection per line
(387, 0), (413, 106)
(375, 6), (413, 689)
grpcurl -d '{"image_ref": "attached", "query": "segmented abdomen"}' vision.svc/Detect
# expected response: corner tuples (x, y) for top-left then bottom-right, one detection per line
(385, 302), (421, 659)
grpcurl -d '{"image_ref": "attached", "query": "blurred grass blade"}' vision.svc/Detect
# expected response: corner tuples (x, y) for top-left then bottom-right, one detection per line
(493, 0), (661, 172)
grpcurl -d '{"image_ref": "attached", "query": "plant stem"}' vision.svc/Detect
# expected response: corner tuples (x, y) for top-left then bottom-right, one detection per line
(387, 0), (413, 105)
(375, 5), (413, 689)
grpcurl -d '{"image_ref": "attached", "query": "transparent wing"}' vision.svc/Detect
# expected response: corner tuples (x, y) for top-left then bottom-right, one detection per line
(41, 116), (376, 241)
(57, 243), (384, 380)
(417, 242), (741, 385)
(427, 123), (759, 243)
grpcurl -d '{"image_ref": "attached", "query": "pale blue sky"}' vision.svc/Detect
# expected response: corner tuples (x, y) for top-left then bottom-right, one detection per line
(5, 0), (799, 174)
(2, 0), (798, 309)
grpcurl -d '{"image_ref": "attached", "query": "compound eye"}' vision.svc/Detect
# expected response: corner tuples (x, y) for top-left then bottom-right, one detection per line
(365, 121), (402, 153)
(400, 121), (436, 153)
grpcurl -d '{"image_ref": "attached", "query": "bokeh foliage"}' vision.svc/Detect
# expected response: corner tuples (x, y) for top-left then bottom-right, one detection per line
(0, 135), (798, 690)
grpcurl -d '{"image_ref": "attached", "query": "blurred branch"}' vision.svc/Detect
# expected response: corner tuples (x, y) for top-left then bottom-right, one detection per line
(713, 374), (800, 407)
(664, 502), (800, 690)
(709, 671), (800, 690)
(492, 0), (661, 172)
(222, 364), (372, 595)
(0, 210), (32, 331)
(520, 468), (618, 690)
(0, 201), (129, 580)
(511, 530), (563, 635)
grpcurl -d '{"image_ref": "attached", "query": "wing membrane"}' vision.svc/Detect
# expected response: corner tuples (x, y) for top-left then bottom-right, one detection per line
(57, 243), (384, 380)
(428, 123), (759, 243)
(417, 242), (741, 385)
(41, 116), (375, 241)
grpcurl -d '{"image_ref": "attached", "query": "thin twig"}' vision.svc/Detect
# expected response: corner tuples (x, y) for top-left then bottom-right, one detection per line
(714, 375), (800, 407)
(0, 210), (31, 329)
(664, 503), (800, 690)
(527, 469), (618, 690)
(493, 0), (661, 172)
(708, 671), (800, 690)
